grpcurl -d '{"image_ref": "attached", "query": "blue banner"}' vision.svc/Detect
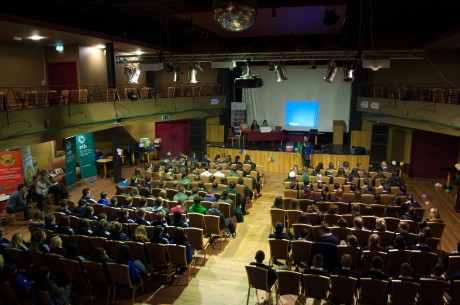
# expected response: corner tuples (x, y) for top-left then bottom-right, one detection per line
(76, 133), (97, 179)
(65, 137), (77, 187)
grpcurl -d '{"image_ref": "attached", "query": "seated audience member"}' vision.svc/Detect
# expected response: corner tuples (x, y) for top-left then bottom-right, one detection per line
(85, 206), (99, 221)
(44, 214), (58, 233)
(120, 196), (136, 210)
(269, 222), (291, 240)
(173, 186), (189, 202)
(250, 250), (277, 287)
(400, 206), (421, 222)
(363, 233), (384, 252)
(317, 223), (340, 245)
(206, 202), (236, 237)
(361, 256), (388, 280)
(131, 225), (150, 243)
(65, 242), (86, 265)
(135, 208), (151, 226)
(150, 226), (169, 244)
(97, 191), (110, 206)
(172, 228), (193, 265)
(55, 200), (72, 215)
(33, 266), (73, 305)
(202, 190), (217, 202)
(6, 184), (31, 221)
(81, 188), (97, 204)
(391, 262), (418, 283)
(115, 245), (143, 284)
(28, 211), (45, 228)
(271, 196), (284, 209)
(171, 210), (189, 228)
(142, 177), (154, 189)
(129, 176), (140, 190)
(93, 219), (111, 238)
(118, 175), (129, 186)
(409, 232), (434, 252)
(420, 207), (443, 230)
(3, 263), (32, 300)
(77, 218), (93, 236)
(442, 240), (460, 269)
(109, 221), (130, 241)
(151, 211), (168, 229)
(170, 200), (187, 215)
(56, 215), (75, 235)
(152, 198), (169, 215)
(72, 198), (88, 217)
(303, 254), (330, 277)
(88, 247), (110, 263)
(29, 229), (50, 253)
(385, 234), (407, 251)
(422, 264), (446, 280)
(117, 208), (135, 224)
(297, 228), (309, 241)
(331, 254), (360, 289)
(188, 196), (208, 214)
(49, 235), (67, 256)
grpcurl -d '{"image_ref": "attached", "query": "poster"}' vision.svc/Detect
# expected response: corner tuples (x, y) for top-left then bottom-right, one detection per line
(76, 132), (97, 179)
(65, 137), (77, 187)
(0, 151), (24, 194)
(20, 146), (34, 185)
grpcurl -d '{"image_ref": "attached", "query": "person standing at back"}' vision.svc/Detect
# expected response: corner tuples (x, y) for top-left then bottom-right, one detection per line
(301, 134), (314, 168)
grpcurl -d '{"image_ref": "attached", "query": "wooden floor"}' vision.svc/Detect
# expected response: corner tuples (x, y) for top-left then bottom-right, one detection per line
(3, 165), (460, 305)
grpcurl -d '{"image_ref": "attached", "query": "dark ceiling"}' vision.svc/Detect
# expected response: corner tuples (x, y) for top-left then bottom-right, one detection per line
(1, 0), (460, 53)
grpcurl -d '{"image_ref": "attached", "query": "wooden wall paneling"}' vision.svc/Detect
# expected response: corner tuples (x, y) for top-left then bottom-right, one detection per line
(350, 130), (371, 149)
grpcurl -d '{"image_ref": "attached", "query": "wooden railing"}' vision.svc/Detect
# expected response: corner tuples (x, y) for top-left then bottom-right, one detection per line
(0, 83), (221, 111)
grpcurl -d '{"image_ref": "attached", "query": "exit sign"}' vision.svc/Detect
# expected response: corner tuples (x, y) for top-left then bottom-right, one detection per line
(161, 114), (169, 120)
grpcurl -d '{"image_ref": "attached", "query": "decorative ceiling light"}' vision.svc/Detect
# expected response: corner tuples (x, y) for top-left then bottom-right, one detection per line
(343, 62), (356, 83)
(212, 0), (258, 32)
(323, 60), (338, 83)
(274, 63), (287, 82)
(124, 64), (140, 83)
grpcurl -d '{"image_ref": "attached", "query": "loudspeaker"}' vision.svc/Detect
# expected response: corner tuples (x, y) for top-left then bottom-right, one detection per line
(370, 124), (389, 169)
(189, 118), (206, 161)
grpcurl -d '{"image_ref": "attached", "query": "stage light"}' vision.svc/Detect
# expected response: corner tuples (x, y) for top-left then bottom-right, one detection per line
(123, 64), (140, 84)
(274, 63), (287, 82)
(323, 60), (337, 83)
(173, 67), (182, 83)
(128, 91), (138, 101)
(343, 63), (355, 83)
(189, 67), (198, 83)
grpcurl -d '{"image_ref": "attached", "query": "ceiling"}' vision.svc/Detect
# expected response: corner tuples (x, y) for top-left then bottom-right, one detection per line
(0, 0), (459, 54)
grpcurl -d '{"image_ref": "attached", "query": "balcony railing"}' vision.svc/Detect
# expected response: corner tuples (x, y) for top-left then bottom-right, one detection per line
(0, 83), (221, 111)
(361, 84), (460, 104)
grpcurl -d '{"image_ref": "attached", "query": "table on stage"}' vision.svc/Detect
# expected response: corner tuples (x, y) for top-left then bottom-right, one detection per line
(97, 158), (113, 178)
(245, 131), (285, 144)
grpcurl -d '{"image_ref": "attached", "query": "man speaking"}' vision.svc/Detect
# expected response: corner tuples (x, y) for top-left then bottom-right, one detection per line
(301, 134), (314, 167)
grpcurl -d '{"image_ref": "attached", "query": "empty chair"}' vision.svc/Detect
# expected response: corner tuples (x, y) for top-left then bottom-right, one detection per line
(276, 270), (302, 305)
(145, 242), (172, 282)
(268, 238), (290, 266)
(270, 209), (286, 231)
(188, 213), (205, 230)
(83, 261), (112, 305)
(389, 280), (420, 305)
(417, 278), (449, 305)
(358, 278), (388, 305)
(289, 240), (312, 269)
(411, 250), (437, 278)
(302, 274), (330, 304)
(185, 227), (211, 265)
(204, 215), (228, 249)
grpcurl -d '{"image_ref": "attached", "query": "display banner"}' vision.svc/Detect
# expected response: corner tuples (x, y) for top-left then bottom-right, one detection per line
(0, 151), (24, 194)
(230, 102), (247, 129)
(20, 146), (34, 185)
(76, 133), (97, 179)
(65, 137), (77, 187)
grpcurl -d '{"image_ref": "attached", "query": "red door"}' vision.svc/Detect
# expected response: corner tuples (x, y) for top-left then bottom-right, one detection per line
(410, 130), (459, 178)
(155, 121), (190, 158)
(48, 62), (78, 91)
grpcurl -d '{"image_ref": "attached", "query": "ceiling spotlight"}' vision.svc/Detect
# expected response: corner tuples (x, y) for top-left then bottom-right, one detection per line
(323, 9), (340, 26)
(174, 67), (182, 83)
(189, 67), (198, 83)
(323, 60), (338, 83)
(195, 63), (204, 72)
(274, 63), (287, 82)
(29, 35), (44, 41)
(362, 59), (390, 71)
(213, 0), (258, 32)
(343, 63), (356, 83)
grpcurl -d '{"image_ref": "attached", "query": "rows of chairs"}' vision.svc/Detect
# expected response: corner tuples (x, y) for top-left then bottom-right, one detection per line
(246, 267), (460, 305)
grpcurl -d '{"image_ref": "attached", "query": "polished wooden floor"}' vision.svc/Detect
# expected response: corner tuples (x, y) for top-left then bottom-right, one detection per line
(3, 165), (460, 305)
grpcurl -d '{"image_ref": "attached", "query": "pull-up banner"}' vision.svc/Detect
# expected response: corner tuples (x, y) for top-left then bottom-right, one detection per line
(20, 146), (34, 185)
(0, 151), (23, 194)
(76, 132), (97, 179)
(65, 137), (77, 187)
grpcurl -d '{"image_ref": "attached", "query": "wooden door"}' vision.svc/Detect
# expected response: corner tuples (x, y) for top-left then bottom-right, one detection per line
(410, 130), (459, 178)
(155, 121), (190, 158)
(48, 62), (78, 91)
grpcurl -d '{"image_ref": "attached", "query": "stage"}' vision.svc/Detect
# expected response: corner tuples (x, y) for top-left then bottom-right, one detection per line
(206, 145), (370, 174)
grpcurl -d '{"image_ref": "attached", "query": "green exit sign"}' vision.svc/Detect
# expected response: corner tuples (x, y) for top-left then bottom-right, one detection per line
(161, 114), (169, 120)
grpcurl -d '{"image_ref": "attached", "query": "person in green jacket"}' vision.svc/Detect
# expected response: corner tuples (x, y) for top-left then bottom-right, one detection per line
(188, 196), (207, 214)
